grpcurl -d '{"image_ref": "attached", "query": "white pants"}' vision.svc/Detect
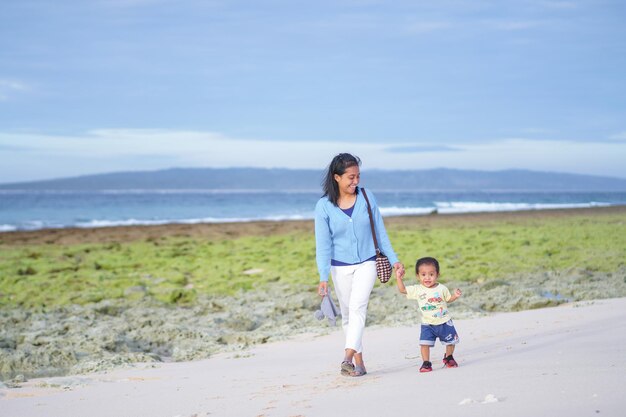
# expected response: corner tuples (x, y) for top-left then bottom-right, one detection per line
(331, 261), (377, 353)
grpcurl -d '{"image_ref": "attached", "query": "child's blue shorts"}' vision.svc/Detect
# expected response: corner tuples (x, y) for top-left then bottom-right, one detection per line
(420, 319), (460, 346)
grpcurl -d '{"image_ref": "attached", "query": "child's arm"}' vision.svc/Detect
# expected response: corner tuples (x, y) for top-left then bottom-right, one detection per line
(447, 288), (462, 303)
(396, 275), (407, 294)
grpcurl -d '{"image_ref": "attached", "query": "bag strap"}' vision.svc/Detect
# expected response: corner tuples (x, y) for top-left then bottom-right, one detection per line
(360, 188), (382, 256)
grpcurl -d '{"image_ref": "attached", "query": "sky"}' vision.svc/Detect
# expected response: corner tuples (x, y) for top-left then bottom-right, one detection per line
(1, 0), (625, 183)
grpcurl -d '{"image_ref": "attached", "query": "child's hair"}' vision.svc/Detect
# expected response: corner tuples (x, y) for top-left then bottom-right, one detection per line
(415, 257), (440, 274)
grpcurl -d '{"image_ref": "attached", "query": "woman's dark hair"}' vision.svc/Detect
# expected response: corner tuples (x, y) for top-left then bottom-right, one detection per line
(321, 153), (361, 206)
(416, 257), (440, 274)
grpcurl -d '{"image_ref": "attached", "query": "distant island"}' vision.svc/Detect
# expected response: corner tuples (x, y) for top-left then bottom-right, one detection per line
(1, 167), (626, 191)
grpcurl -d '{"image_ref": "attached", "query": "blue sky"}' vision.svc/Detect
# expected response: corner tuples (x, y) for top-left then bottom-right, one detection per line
(1, 0), (625, 183)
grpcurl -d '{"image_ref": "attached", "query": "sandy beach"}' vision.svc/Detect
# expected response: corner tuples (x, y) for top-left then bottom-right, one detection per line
(2, 297), (625, 417)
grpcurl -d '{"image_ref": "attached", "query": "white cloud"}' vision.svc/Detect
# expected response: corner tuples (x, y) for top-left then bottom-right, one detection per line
(399, 138), (626, 178)
(537, 1), (579, 10)
(401, 18), (545, 38)
(0, 80), (26, 90)
(608, 131), (626, 141)
(1, 130), (625, 182)
(0, 79), (29, 101)
(521, 127), (556, 135)
(490, 20), (543, 31)
(385, 145), (460, 153)
(404, 21), (452, 34)
(95, 0), (169, 8)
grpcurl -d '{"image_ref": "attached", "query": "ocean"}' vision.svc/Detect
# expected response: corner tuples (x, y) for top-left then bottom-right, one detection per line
(1, 189), (625, 232)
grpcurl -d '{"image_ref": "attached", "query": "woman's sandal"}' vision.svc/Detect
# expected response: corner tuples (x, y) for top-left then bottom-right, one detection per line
(350, 365), (367, 377)
(340, 361), (355, 376)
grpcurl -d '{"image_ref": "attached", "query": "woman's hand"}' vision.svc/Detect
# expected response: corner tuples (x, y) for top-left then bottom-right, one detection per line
(318, 281), (328, 297)
(394, 262), (405, 280)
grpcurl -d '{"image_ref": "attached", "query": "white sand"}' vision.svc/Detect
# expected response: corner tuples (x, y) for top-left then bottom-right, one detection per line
(2, 297), (625, 417)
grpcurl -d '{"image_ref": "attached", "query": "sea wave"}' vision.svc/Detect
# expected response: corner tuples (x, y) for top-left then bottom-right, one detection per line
(379, 207), (438, 216)
(0, 201), (619, 232)
(1, 215), (313, 231)
(0, 189), (320, 195)
(74, 215), (311, 228)
(433, 201), (611, 214)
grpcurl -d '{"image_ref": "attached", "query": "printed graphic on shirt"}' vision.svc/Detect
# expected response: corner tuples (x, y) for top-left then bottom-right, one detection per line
(420, 291), (448, 319)
(406, 284), (453, 325)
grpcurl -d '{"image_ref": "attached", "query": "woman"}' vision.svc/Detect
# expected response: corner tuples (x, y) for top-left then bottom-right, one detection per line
(315, 153), (405, 377)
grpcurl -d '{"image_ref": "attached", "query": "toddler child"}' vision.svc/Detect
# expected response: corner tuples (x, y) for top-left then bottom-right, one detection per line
(396, 256), (462, 372)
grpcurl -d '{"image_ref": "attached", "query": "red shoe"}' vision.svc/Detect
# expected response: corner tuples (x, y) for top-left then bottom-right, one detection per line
(443, 354), (458, 368)
(419, 361), (432, 372)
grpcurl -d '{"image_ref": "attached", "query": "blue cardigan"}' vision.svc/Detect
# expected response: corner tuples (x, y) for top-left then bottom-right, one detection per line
(315, 188), (399, 282)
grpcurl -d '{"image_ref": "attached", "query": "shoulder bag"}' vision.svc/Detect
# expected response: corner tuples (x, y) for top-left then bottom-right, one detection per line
(361, 188), (393, 283)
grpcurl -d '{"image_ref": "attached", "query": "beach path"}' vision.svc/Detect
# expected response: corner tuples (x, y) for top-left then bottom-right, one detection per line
(2, 297), (625, 417)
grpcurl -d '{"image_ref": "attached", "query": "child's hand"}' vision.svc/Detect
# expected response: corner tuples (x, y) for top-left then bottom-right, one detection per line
(454, 288), (462, 298)
(394, 262), (405, 280)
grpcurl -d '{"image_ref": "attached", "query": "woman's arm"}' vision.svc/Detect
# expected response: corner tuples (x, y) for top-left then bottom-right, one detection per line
(314, 199), (332, 283)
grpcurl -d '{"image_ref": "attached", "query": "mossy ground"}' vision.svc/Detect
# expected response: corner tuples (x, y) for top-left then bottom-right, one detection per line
(1, 209), (624, 309)
(392, 213), (626, 281)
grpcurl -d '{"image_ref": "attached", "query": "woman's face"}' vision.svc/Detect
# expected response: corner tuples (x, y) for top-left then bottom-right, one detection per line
(334, 165), (360, 196)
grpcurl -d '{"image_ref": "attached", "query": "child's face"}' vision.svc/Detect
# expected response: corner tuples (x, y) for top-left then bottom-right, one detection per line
(417, 263), (439, 288)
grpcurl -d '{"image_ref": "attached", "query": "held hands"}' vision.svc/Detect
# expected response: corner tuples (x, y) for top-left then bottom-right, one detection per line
(394, 262), (405, 280)
(394, 263), (407, 294)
